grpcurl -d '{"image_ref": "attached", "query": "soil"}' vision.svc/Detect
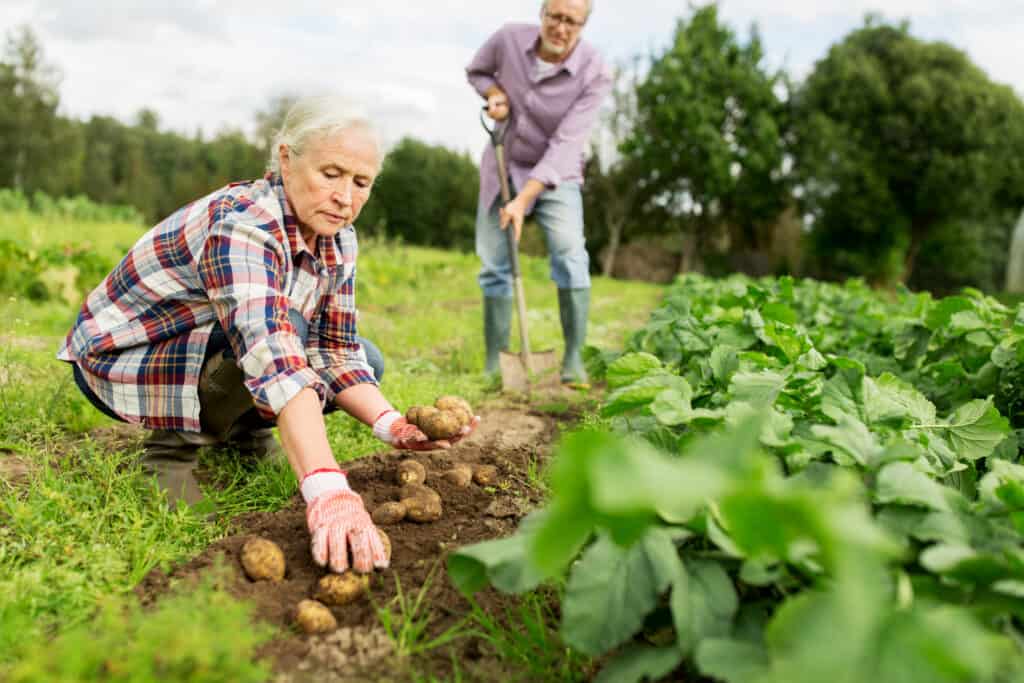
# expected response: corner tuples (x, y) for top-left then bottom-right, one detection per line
(135, 395), (586, 682)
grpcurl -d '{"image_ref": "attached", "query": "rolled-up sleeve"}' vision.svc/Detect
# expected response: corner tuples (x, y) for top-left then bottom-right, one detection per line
(466, 26), (504, 97)
(530, 64), (613, 188)
(197, 221), (328, 419)
(306, 263), (377, 401)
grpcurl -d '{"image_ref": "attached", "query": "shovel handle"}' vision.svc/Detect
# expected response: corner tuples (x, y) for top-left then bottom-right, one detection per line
(482, 109), (534, 378)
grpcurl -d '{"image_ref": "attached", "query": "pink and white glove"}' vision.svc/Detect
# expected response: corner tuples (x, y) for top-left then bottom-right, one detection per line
(302, 469), (389, 573)
(372, 409), (478, 451)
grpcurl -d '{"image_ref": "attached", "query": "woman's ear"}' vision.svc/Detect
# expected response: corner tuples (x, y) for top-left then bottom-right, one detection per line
(278, 143), (291, 178)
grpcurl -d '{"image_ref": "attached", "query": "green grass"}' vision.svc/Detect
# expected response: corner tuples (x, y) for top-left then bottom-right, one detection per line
(0, 210), (665, 679)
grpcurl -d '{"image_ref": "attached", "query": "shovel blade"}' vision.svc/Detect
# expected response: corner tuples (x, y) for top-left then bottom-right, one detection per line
(499, 349), (560, 394)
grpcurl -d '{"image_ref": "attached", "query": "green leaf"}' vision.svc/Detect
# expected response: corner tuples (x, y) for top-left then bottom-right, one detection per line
(863, 373), (936, 426)
(607, 352), (664, 389)
(810, 413), (882, 468)
(696, 638), (770, 682)
(729, 369), (787, 405)
(710, 345), (740, 384)
(940, 398), (1010, 461)
(594, 645), (683, 683)
(762, 302), (797, 325)
(874, 462), (959, 513)
(651, 388), (693, 426)
(560, 529), (682, 656)
(603, 374), (693, 417)
(926, 297), (975, 331)
(448, 513), (548, 595)
(671, 558), (739, 655)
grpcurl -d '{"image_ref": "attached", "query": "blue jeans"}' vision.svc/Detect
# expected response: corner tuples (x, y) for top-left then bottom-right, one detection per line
(72, 309), (385, 425)
(476, 181), (591, 297)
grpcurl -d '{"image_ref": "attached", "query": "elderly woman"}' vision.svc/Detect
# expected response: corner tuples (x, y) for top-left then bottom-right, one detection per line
(57, 96), (471, 573)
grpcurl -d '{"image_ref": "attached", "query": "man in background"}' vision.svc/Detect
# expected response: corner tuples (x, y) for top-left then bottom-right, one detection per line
(466, 0), (612, 384)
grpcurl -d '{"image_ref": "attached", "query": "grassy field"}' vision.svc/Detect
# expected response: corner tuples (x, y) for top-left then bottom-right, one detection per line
(0, 211), (664, 680)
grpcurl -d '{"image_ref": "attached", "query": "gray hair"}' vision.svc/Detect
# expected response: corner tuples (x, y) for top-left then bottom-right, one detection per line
(267, 95), (380, 174)
(542, 0), (593, 18)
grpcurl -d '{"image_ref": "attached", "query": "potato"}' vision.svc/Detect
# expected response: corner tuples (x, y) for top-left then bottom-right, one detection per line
(240, 537), (286, 582)
(295, 599), (337, 634)
(402, 496), (443, 523)
(405, 405), (424, 425)
(378, 529), (391, 562)
(443, 463), (473, 487)
(418, 410), (463, 440)
(399, 483), (440, 503)
(395, 459), (426, 486)
(435, 395), (473, 415)
(372, 501), (407, 525)
(472, 464), (499, 487)
(315, 572), (368, 606)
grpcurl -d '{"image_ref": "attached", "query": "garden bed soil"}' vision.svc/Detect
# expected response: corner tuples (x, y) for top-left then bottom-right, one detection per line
(135, 399), (581, 682)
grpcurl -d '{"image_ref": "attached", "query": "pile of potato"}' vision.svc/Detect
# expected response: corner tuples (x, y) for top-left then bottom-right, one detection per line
(405, 395), (475, 441)
(239, 532), (392, 636)
(371, 457), (499, 525)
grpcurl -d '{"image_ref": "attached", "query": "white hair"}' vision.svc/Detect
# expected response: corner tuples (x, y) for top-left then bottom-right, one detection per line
(267, 95), (380, 174)
(542, 0), (593, 17)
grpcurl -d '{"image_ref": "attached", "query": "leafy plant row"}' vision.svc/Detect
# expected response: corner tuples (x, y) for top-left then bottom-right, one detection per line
(450, 275), (1024, 683)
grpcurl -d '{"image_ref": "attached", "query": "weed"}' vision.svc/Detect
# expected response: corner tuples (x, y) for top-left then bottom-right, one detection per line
(373, 561), (470, 658)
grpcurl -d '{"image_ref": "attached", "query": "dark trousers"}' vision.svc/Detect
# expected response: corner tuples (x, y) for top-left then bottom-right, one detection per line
(72, 311), (385, 428)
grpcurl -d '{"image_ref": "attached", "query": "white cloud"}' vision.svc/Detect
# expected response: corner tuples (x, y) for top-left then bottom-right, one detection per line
(0, 0), (1021, 158)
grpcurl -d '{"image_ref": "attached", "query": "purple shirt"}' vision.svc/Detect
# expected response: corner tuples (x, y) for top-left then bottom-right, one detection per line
(466, 22), (612, 210)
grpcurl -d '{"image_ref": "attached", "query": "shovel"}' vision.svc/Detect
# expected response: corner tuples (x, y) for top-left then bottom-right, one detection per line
(480, 108), (559, 393)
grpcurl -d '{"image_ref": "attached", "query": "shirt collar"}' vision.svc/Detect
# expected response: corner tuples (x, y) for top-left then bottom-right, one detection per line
(526, 26), (584, 77)
(269, 172), (344, 270)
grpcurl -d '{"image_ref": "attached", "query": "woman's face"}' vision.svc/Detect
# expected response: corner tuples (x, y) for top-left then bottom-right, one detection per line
(279, 127), (380, 248)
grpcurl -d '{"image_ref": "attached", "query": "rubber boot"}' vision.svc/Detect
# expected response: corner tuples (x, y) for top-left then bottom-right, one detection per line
(225, 424), (284, 466)
(558, 288), (590, 384)
(198, 348), (255, 441)
(140, 429), (218, 507)
(483, 296), (513, 375)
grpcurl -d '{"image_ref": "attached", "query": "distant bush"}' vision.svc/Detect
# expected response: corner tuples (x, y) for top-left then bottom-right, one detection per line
(0, 188), (143, 224)
(0, 238), (114, 304)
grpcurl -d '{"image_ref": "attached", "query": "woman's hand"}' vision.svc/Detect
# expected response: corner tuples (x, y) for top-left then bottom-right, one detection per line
(302, 470), (388, 573)
(373, 410), (480, 451)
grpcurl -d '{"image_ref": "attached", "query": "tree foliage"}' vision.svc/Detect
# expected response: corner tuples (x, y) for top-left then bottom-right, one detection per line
(623, 5), (790, 269)
(358, 137), (479, 251)
(793, 17), (1024, 286)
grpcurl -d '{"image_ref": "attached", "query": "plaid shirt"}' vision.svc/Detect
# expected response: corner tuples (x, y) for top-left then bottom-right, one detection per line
(57, 174), (377, 432)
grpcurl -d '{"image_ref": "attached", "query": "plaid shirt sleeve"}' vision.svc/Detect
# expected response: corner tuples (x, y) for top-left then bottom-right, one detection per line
(305, 255), (378, 402)
(196, 220), (329, 419)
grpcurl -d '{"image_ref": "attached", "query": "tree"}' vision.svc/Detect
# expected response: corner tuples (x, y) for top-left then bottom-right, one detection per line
(622, 4), (790, 272)
(0, 26), (61, 191)
(359, 137), (479, 250)
(583, 60), (649, 276)
(794, 17), (1024, 286)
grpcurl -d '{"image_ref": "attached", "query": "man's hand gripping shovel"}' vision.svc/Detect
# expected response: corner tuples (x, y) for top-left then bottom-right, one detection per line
(479, 107), (559, 394)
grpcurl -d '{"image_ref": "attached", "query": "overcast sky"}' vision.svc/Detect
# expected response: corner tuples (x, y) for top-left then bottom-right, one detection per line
(2, 1), (1022, 159)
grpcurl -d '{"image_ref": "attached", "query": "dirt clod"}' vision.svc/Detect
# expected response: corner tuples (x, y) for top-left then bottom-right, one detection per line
(472, 464), (499, 487)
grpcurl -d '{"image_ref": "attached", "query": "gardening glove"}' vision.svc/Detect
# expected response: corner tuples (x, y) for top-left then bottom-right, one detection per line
(302, 469), (389, 573)
(372, 409), (478, 451)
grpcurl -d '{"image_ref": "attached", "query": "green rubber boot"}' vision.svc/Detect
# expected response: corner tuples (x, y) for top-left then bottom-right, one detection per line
(558, 288), (590, 384)
(140, 429), (218, 507)
(483, 296), (513, 375)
